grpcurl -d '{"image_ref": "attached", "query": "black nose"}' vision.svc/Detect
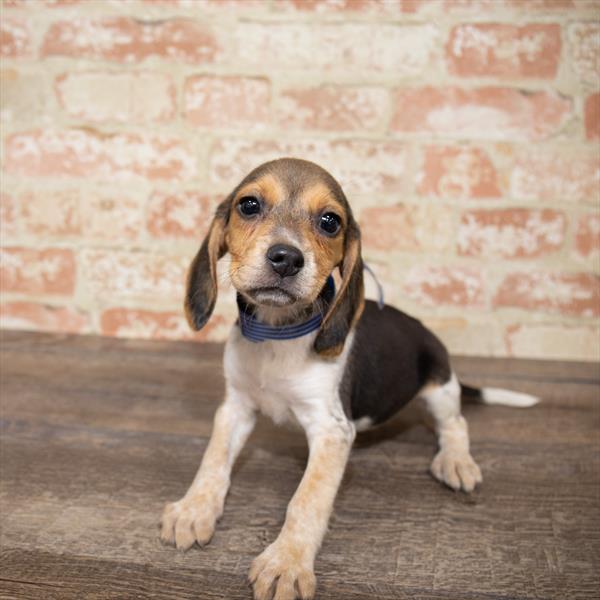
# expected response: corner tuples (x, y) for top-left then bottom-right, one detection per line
(266, 244), (304, 278)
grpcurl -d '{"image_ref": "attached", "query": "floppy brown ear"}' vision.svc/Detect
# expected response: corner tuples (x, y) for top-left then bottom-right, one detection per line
(184, 197), (232, 330)
(314, 218), (365, 357)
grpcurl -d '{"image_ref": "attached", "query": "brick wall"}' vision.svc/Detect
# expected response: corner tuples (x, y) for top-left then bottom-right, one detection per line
(1, 0), (598, 361)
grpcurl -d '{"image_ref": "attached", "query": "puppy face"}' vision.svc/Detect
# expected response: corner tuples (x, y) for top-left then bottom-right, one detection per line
(186, 158), (364, 356)
(226, 171), (346, 309)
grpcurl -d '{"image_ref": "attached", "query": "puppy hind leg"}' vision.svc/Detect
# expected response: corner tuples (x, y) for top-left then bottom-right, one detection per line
(420, 374), (482, 493)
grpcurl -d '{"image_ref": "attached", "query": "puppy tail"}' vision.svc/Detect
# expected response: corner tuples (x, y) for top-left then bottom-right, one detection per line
(460, 383), (540, 407)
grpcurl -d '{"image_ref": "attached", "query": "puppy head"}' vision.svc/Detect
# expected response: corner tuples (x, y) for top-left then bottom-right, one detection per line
(185, 158), (364, 356)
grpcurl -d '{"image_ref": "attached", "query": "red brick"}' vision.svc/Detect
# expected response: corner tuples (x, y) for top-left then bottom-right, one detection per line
(183, 76), (270, 129)
(141, 0), (264, 7)
(279, 0), (399, 12)
(568, 23), (600, 85)
(147, 192), (216, 240)
(4, 129), (196, 181)
(401, 0), (433, 11)
(210, 138), (408, 195)
(41, 18), (219, 64)
(494, 272), (599, 317)
(505, 323), (600, 361)
(8, 0), (83, 5)
(0, 18), (30, 58)
(404, 266), (485, 308)
(278, 0), (434, 14)
(509, 149), (599, 203)
(458, 208), (566, 258)
(575, 213), (600, 258)
(81, 194), (142, 242)
(360, 205), (419, 252)
(278, 85), (388, 131)
(81, 250), (187, 303)
(9, 0), (84, 5)
(0, 301), (88, 334)
(56, 72), (176, 123)
(20, 190), (80, 237)
(585, 93), (599, 141)
(17, 189), (142, 241)
(100, 308), (225, 341)
(418, 146), (501, 199)
(0, 247), (76, 295)
(360, 204), (454, 253)
(447, 23), (560, 79)
(232, 22), (437, 75)
(444, 0), (576, 10)
(282, 0), (374, 11)
(1, 68), (46, 124)
(391, 87), (571, 140)
(512, 0), (576, 6)
(2, 1), (82, 5)
(0, 193), (19, 238)
(206, 0), (265, 6)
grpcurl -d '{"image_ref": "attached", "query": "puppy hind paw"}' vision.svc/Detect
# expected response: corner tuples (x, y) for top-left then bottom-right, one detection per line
(430, 449), (482, 493)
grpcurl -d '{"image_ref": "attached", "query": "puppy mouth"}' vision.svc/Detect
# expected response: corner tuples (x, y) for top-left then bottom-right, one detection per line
(244, 286), (298, 307)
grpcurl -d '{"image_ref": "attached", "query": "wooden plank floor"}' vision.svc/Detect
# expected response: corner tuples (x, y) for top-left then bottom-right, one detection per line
(1, 330), (599, 600)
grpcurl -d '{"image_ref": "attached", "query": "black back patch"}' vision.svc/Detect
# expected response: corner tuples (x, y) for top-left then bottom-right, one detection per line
(340, 301), (451, 425)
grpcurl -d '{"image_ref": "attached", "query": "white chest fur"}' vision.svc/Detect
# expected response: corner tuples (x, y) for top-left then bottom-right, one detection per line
(223, 326), (353, 436)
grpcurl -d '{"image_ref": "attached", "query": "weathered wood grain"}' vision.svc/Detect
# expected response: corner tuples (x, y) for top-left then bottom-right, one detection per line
(0, 331), (598, 600)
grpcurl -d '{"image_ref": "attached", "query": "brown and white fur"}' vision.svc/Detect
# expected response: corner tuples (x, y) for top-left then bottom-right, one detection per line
(160, 158), (538, 600)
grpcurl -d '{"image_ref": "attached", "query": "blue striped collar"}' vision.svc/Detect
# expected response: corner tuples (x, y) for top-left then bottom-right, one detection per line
(238, 276), (335, 343)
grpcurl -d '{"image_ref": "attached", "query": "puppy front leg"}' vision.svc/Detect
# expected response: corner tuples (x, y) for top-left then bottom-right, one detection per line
(249, 421), (355, 600)
(161, 390), (256, 550)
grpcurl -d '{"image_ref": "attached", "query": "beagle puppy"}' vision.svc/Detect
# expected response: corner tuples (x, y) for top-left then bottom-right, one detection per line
(160, 158), (538, 600)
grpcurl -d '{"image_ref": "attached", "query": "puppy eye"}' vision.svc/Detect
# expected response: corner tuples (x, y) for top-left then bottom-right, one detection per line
(238, 196), (261, 217)
(319, 212), (342, 236)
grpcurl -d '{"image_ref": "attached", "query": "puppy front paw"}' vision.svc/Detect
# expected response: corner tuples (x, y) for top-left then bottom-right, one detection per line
(160, 494), (221, 550)
(431, 449), (482, 493)
(249, 538), (316, 600)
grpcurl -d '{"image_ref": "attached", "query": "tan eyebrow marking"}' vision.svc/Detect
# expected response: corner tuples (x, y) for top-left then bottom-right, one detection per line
(298, 182), (346, 225)
(289, 181), (346, 290)
(234, 173), (285, 207)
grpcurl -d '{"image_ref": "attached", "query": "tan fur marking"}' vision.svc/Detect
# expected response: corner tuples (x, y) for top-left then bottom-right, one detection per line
(249, 430), (353, 600)
(225, 175), (288, 285)
(298, 182), (347, 299)
(226, 173), (353, 308)
(227, 213), (272, 262)
(318, 343), (344, 358)
(226, 224), (268, 287)
(321, 235), (361, 330)
(299, 182), (347, 226)
(236, 173), (285, 207)
(208, 219), (227, 281)
(161, 399), (255, 550)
